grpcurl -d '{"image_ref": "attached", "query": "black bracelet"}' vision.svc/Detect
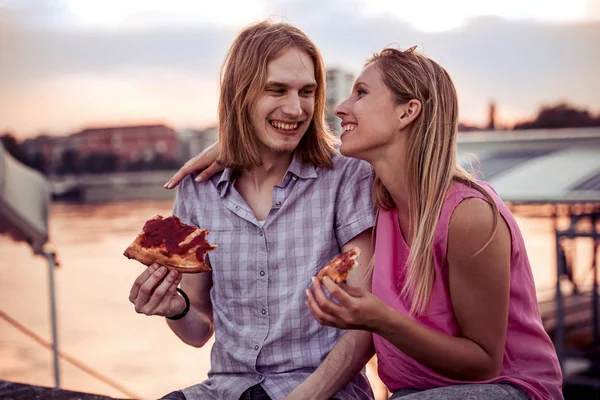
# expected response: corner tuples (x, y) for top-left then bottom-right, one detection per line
(167, 288), (190, 320)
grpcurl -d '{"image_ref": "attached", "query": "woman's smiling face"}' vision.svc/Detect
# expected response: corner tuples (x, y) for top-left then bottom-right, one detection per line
(334, 63), (403, 162)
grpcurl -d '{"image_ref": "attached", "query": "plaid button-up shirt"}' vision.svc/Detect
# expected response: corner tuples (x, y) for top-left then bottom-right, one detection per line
(174, 153), (375, 400)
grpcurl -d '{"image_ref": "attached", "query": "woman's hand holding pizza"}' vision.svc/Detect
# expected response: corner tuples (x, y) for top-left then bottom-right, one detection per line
(306, 276), (388, 332)
(129, 263), (185, 318)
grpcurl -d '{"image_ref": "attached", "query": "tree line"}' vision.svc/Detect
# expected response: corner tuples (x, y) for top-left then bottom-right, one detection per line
(513, 102), (600, 130)
(460, 102), (600, 132)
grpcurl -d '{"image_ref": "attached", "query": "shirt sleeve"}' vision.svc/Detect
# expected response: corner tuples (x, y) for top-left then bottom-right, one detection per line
(172, 176), (197, 227)
(171, 177), (214, 268)
(335, 158), (376, 247)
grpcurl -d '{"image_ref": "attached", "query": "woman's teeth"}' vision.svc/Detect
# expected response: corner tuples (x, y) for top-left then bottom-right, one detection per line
(343, 125), (356, 132)
(270, 121), (299, 131)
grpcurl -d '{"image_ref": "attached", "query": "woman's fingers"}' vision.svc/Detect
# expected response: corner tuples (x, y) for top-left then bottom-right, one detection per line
(307, 277), (351, 325)
(310, 277), (341, 312)
(322, 277), (361, 307)
(164, 157), (204, 189)
(164, 142), (220, 189)
(194, 161), (224, 183)
(306, 288), (339, 326)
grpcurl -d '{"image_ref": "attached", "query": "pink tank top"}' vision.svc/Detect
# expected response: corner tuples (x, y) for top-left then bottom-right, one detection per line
(372, 181), (563, 400)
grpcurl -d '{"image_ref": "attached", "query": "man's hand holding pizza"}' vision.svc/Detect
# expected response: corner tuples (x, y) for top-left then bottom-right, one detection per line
(129, 263), (186, 318)
(124, 215), (218, 322)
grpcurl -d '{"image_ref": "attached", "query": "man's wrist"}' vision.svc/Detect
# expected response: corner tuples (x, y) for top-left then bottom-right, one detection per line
(167, 288), (190, 320)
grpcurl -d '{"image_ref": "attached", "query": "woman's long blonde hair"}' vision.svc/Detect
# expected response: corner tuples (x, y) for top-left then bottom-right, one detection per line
(369, 48), (499, 315)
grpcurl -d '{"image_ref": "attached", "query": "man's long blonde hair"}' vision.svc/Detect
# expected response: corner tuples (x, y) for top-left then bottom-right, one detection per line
(217, 21), (337, 169)
(369, 48), (499, 315)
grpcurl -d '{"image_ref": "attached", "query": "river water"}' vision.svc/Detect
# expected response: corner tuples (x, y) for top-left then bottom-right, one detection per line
(0, 200), (594, 399)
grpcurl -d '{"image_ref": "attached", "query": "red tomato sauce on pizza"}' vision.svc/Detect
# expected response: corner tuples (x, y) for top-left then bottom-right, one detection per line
(140, 216), (212, 263)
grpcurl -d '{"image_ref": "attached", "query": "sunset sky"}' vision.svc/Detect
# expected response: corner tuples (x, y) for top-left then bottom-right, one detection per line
(1, 0), (599, 138)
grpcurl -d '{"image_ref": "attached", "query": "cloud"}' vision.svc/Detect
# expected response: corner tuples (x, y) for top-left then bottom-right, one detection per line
(1, 0), (599, 135)
(284, 4), (600, 123)
(0, 20), (236, 85)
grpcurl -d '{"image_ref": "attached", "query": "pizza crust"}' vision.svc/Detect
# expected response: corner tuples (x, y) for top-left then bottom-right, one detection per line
(124, 236), (213, 273)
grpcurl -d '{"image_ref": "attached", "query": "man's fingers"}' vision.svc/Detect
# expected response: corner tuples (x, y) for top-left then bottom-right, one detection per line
(133, 266), (168, 312)
(142, 270), (181, 315)
(129, 263), (160, 303)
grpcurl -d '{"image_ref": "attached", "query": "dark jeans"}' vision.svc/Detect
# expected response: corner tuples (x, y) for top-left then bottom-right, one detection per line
(237, 385), (341, 400)
(160, 385), (271, 400)
(161, 385), (341, 400)
(239, 384), (272, 400)
(390, 383), (530, 399)
(160, 389), (186, 400)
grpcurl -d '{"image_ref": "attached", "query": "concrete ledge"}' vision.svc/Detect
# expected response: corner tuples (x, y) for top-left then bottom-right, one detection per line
(0, 380), (122, 400)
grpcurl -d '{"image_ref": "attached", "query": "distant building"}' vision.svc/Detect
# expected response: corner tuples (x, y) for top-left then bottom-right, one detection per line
(178, 127), (219, 161)
(326, 68), (355, 135)
(20, 124), (183, 174)
(488, 101), (497, 131)
(68, 124), (179, 166)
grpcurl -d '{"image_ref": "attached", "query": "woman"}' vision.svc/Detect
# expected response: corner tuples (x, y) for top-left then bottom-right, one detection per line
(164, 48), (563, 399)
(303, 47), (563, 399)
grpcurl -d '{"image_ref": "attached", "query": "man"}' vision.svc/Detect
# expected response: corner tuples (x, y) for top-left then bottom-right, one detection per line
(129, 21), (375, 400)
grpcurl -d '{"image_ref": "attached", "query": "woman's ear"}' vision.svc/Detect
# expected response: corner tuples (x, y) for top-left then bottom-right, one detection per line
(396, 99), (422, 128)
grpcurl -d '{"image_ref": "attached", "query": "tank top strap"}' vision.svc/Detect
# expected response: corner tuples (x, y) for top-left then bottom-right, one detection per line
(435, 182), (496, 259)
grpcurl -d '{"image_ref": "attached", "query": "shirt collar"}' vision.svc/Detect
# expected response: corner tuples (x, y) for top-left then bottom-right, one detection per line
(215, 152), (318, 198)
(286, 151), (318, 180)
(216, 168), (235, 198)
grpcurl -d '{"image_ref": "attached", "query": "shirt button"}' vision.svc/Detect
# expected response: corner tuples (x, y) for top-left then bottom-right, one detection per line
(258, 230), (263, 236)
(257, 374), (264, 380)
(254, 345), (259, 351)
(275, 201), (282, 207)
(291, 175), (298, 181)
(235, 205), (240, 211)
(261, 309), (266, 315)
(260, 271), (265, 276)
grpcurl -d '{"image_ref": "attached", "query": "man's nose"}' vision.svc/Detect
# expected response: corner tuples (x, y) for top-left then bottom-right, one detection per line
(281, 93), (302, 118)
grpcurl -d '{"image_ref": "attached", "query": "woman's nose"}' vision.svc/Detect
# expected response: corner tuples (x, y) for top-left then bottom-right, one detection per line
(333, 99), (349, 118)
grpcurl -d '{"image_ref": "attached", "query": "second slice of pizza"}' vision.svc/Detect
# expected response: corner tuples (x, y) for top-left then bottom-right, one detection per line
(317, 247), (361, 284)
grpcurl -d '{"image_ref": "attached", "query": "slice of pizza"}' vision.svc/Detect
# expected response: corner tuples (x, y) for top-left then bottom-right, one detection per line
(123, 214), (218, 273)
(317, 247), (361, 284)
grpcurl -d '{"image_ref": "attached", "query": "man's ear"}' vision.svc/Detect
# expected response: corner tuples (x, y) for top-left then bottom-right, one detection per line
(396, 99), (421, 128)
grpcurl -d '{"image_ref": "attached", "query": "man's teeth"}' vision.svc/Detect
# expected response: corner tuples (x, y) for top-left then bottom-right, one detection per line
(270, 121), (299, 131)
(343, 125), (356, 132)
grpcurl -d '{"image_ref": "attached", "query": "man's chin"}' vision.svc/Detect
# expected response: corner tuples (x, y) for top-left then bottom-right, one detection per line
(269, 138), (302, 154)
(269, 144), (297, 154)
